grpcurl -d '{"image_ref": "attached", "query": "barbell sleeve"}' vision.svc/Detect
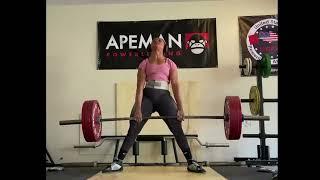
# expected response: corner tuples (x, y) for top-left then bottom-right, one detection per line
(241, 98), (278, 103)
(59, 120), (81, 125)
(242, 115), (269, 121)
(59, 114), (270, 125)
(239, 64), (278, 68)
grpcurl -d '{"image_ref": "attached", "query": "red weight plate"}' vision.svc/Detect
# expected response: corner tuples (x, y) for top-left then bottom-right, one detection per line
(224, 96), (242, 140)
(81, 100), (102, 142)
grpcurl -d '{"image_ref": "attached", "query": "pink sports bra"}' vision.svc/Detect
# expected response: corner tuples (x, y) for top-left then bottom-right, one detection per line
(138, 58), (178, 83)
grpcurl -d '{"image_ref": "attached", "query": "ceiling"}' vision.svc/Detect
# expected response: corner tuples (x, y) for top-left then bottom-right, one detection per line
(47, 0), (223, 5)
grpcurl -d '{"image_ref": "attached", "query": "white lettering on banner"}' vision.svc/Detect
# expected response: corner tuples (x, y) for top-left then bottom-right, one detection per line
(159, 34), (165, 41)
(129, 35), (138, 49)
(168, 34), (182, 48)
(105, 34), (183, 50)
(270, 19), (278, 26)
(106, 35), (119, 49)
(138, 34), (153, 49)
(254, 20), (269, 29)
(119, 35), (128, 49)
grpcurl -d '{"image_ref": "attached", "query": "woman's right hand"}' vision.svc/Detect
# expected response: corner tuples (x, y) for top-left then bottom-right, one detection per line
(134, 109), (143, 123)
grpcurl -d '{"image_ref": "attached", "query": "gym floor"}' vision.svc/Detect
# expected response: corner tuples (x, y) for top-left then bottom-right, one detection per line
(46, 165), (275, 180)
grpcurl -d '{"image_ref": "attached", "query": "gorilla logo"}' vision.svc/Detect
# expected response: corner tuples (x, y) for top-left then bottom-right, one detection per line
(187, 34), (208, 54)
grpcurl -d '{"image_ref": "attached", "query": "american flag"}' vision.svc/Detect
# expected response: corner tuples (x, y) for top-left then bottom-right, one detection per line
(259, 31), (278, 42)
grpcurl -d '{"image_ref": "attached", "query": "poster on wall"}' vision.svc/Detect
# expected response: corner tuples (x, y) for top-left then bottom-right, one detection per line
(238, 15), (278, 76)
(97, 18), (217, 69)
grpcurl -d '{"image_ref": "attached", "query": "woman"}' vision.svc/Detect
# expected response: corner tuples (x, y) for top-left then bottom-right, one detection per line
(102, 37), (205, 173)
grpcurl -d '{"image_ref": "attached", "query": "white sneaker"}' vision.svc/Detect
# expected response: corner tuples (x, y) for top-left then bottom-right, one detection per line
(102, 159), (123, 173)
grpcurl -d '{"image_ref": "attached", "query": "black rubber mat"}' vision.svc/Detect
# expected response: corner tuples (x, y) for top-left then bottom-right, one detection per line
(212, 166), (274, 180)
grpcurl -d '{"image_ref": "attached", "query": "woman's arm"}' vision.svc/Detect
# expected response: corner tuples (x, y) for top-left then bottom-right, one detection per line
(134, 68), (146, 115)
(170, 69), (184, 113)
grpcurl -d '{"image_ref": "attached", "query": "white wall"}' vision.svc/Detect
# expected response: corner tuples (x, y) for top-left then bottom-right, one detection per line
(46, 0), (278, 164)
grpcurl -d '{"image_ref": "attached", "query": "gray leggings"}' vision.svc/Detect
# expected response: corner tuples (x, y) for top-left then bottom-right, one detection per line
(117, 87), (192, 160)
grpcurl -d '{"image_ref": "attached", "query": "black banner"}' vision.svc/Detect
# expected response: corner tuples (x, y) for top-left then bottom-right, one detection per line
(97, 18), (217, 69)
(239, 15), (278, 76)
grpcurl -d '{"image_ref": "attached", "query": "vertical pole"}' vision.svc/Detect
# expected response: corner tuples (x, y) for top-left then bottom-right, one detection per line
(256, 60), (267, 160)
(161, 140), (167, 165)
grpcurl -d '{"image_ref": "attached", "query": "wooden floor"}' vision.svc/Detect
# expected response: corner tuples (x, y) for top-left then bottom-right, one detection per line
(88, 166), (227, 180)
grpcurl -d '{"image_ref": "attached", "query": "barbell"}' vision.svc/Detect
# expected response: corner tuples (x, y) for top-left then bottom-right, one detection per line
(239, 54), (278, 77)
(59, 96), (270, 142)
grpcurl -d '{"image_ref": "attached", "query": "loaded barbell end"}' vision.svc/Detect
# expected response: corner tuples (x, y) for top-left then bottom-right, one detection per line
(239, 64), (278, 69)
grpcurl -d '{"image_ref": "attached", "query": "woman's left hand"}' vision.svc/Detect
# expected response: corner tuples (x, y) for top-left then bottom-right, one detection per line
(177, 109), (184, 121)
